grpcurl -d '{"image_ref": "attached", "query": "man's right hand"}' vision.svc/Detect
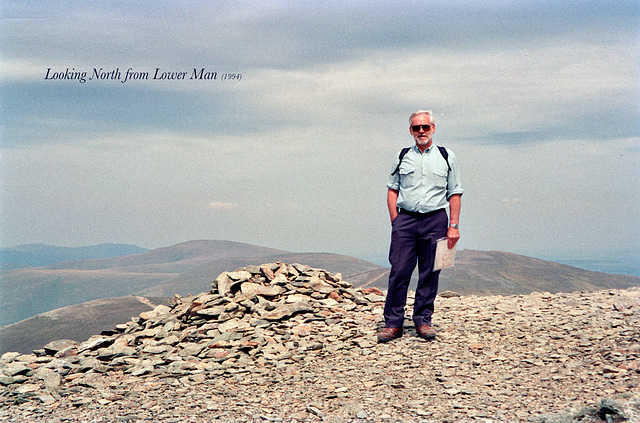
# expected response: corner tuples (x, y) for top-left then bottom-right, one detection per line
(390, 210), (398, 223)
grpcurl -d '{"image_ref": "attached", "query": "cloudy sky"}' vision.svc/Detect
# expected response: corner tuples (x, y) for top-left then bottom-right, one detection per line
(1, 0), (638, 265)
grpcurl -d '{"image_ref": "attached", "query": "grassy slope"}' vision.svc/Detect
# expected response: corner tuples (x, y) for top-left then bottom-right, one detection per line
(0, 296), (169, 354)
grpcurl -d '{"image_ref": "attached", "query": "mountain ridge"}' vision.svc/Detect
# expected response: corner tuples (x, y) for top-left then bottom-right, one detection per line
(2, 240), (639, 327)
(0, 243), (149, 271)
(0, 240), (381, 327)
(1, 240), (638, 355)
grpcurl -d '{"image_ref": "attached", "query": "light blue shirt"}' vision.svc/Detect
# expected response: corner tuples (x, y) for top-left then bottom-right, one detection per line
(387, 144), (464, 213)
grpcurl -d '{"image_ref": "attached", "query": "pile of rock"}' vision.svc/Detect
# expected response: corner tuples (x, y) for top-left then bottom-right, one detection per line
(0, 262), (385, 391)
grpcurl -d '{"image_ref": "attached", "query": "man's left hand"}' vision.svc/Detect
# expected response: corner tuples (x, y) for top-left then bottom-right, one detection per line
(447, 227), (460, 249)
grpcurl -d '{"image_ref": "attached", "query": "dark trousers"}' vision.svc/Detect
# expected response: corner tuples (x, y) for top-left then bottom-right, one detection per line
(384, 209), (448, 328)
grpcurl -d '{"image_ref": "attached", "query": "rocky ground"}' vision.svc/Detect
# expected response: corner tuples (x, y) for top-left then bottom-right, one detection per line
(1, 262), (639, 422)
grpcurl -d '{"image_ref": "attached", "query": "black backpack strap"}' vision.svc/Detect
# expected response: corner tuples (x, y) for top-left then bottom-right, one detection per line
(392, 146), (450, 176)
(391, 147), (411, 176)
(438, 146), (451, 172)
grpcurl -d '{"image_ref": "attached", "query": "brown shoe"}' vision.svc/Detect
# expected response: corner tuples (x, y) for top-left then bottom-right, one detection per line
(416, 324), (436, 340)
(377, 327), (403, 343)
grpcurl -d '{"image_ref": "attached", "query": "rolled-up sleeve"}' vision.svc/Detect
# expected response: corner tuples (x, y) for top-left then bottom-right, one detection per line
(387, 156), (401, 191)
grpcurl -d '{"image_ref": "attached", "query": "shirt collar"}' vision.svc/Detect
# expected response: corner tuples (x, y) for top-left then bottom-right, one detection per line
(412, 144), (434, 154)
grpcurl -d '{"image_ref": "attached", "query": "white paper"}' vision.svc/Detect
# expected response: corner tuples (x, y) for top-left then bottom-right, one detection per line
(434, 237), (456, 271)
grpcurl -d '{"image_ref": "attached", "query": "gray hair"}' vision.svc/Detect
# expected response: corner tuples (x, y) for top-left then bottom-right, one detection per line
(409, 110), (435, 125)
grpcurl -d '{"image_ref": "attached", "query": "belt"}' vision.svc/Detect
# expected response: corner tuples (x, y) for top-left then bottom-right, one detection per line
(398, 208), (443, 218)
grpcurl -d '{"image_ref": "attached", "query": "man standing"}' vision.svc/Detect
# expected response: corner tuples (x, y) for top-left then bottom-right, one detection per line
(378, 110), (463, 343)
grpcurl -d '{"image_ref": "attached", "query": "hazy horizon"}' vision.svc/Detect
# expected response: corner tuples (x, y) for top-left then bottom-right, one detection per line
(2, 238), (639, 279)
(2, 1), (638, 266)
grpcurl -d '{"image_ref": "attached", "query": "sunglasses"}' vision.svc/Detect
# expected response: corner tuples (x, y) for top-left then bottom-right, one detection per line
(411, 124), (432, 132)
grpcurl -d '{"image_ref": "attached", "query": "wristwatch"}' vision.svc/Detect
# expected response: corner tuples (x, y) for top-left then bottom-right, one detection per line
(449, 224), (459, 229)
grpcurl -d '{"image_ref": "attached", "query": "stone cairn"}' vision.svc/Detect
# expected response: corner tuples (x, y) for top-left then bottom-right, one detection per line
(0, 262), (385, 392)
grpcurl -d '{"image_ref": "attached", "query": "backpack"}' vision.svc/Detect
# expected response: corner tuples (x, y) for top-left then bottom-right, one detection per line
(391, 146), (451, 176)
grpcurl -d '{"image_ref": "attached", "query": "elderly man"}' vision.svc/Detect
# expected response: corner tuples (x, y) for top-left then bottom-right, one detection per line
(378, 110), (463, 343)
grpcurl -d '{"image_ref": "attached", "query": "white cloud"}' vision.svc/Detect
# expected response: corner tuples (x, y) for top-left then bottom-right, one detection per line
(231, 37), (638, 148)
(0, 58), (48, 82)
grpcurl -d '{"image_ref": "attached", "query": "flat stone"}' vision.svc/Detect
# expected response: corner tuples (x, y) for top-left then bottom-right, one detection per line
(43, 372), (62, 390)
(241, 282), (285, 298)
(364, 293), (386, 302)
(37, 394), (57, 404)
(139, 304), (172, 320)
(262, 302), (315, 321)
(216, 272), (240, 297)
(308, 276), (334, 294)
(1, 352), (21, 362)
(270, 273), (289, 285)
(78, 336), (114, 353)
(2, 364), (31, 377)
(196, 305), (226, 318)
(15, 383), (40, 394)
(43, 339), (78, 356)
(0, 375), (16, 385)
(227, 270), (253, 281)
(76, 357), (100, 373)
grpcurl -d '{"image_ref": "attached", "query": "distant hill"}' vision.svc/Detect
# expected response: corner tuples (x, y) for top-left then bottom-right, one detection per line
(0, 240), (291, 327)
(360, 250), (640, 295)
(545, 253), (640, 278)
(1, 240), (639, 355)
(0, 240), (382, 327)
(439, 250), (640, 294)
(0, 243), (149, 271)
